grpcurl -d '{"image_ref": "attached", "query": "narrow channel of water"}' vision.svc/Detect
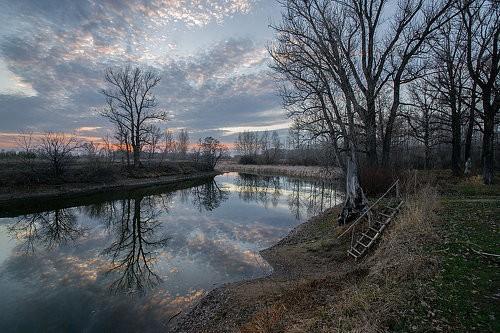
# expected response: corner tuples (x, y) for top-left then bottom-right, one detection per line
(0, 172), (342, 332)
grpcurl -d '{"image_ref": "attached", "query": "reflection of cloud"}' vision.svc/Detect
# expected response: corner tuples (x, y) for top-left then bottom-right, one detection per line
(0, 173), (342, 331)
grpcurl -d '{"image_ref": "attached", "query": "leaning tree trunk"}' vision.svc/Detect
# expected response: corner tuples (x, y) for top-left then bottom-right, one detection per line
(338, 157), (368, 226)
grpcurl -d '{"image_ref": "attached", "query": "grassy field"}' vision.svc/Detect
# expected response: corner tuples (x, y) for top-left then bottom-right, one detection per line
(395, 175), (500, 332)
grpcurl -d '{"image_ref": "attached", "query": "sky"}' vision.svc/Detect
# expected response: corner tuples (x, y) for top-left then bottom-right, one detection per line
(0, 0), (290, 148)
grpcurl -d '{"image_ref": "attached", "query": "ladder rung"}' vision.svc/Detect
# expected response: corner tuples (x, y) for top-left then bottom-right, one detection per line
(362, 233), (374, 241)
(347, 250), (359, 258)
(379, 212), (391, 218)
(357, 240), (370, 248)
(350, 247), (362, 255)
(369, 227), (380, 233)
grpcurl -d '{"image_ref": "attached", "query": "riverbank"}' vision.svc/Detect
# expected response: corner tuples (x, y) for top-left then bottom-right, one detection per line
(171, 172), (499, 332)
(0, 171), (219, 216)
(216, 162), (342, 180)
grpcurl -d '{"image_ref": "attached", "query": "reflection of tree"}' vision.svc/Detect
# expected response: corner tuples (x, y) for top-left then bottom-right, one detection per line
(234, 173), (341, 220)
(235, 174), (282, 208)
(9, 209), (82, 253)
(102, 196), (170, 293)
(190, 180), (229, 211)
(287, 179), (341, 220)
(79, 201), (120, 228)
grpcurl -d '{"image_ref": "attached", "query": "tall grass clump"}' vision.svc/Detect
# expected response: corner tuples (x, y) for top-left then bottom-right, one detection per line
(330, 185), (440, 332)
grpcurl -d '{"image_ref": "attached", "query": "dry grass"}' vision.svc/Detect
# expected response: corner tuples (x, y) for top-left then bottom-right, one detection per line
(237, 185), (442, 333)
(239, 303), (288, 333)
(216, 163), (341, 180)
(328, 185), (441, 333)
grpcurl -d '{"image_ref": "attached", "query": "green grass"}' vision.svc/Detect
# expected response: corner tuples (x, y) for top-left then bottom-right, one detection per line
(433, 198), (499, 332)
(400, 175), (499, 332)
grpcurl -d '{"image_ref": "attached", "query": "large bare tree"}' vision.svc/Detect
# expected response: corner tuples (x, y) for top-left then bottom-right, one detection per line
(462, 0), (499, 184)
(270, 0), (459, 223)
(101, 65), (166, 167)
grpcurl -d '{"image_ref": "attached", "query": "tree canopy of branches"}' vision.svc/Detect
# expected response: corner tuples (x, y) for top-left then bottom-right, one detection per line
(235, 131), (261, 157)
(462, 0), (499, 184)
(176, 129), (190, 159)
(270, 0), (461, 222)
(101, 65), (165, 167)
(38, 132), (80, 176)
(195, 136), (228, 170)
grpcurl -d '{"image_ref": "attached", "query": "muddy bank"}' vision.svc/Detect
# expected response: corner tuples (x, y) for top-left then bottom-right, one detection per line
(0, 171), (218, 216)
(169, 206), (360, 333)
(216, 163), (342, 180)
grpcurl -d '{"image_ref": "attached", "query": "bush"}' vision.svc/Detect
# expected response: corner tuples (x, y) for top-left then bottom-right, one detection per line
(239, 155), (258, 165)
(359, 167), (400, 196)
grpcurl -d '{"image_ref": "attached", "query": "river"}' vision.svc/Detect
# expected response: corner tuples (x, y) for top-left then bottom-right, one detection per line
(0, 172), (342, 332)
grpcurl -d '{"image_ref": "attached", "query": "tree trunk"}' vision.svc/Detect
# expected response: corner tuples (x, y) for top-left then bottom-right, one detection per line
(133, 145), (141, 167)
(464, 106), (474, 162)
(425, 145), (431, 170)
(338, 157), (368, 226)
(365, 100), (379, 167)
(482, 108), (495, 185)
(451, 109), (462, 176)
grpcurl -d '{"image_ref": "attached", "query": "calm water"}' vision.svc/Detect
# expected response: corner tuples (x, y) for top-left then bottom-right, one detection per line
(0, 172), (342, 332)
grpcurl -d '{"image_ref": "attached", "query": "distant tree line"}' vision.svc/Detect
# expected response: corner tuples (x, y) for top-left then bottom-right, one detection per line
(233, 128), (337, 167)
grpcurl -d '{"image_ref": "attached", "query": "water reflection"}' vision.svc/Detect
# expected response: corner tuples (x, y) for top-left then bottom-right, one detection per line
(9, 208), (83, 253)
(103, 197), (170, 293)
(0, 173), (341, 332)
(233, 174), (340, 220)
(190, 180), (229, 212)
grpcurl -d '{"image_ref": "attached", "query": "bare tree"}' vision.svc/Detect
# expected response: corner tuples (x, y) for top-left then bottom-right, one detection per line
(176, 129), (190, 159)
(144, 124), (162, 160)
(431, 20), (468, 175)
(271, 130), (282, 163)
(270, 0), (460, 223)
(405, 82), (443, 169)
(196, 137), (228, 170)
(163, 129), (175, 158)
(235, 131), (260, 158)
(16, 130), (35, 157)
(38, 132), (80, 177)
(101, 135), (115, 163)
(101, 65), (165, 167)
(260, 131), (272, 163)
(273, 0), (459, 165)
(462, 0), (499, 184)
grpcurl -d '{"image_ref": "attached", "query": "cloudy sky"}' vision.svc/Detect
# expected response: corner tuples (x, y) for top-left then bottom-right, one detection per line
(0, 0), (289, 148)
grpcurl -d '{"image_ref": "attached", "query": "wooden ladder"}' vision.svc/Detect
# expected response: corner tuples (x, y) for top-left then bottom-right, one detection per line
(347, 200), (403, 259)
(338, 179), (404, 260)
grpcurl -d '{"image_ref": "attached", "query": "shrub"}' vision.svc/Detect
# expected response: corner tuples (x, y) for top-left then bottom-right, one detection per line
(239, 155), (257, 165)
(359, 167), (400, 196)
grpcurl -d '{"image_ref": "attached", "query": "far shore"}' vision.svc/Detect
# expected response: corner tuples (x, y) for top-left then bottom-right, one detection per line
(216, 162), (342, 180)
(0, 171), (219, 217)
